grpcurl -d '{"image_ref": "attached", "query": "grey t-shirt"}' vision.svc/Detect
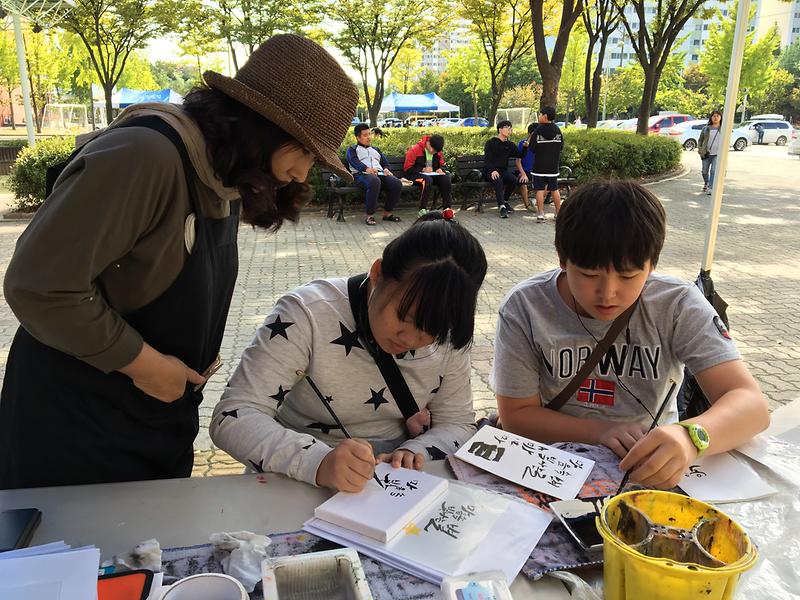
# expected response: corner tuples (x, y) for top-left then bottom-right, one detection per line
(490, 269), (740, 425)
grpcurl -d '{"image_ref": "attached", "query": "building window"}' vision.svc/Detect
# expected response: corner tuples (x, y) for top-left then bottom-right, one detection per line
(691, 54), (699, 61)
(793, 27), (800, 32)
(703, 23), (709, 30)
(696, 24), (703, 30)
(611, 52), (620, 59)
(693, 39), (700, 45)
(723, 10), (728, 15)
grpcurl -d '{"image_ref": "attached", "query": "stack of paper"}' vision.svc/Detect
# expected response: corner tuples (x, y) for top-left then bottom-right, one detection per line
(454, 425), (596, 500)
(0, 541), (100, 600)
(305, 464), (552, 584)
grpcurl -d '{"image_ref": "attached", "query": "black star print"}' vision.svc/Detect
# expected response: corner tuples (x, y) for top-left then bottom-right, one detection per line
(266, 315), (294, 340)
(307, 422), (341, 435)
(454, 441), (460, 448)
(249, 459), (265, 473)
(431, 375), (444, 394)
(302, 439), (317, 450)
(426, 446), (448, 460)
(330, 322), (363, 355)
(269, 385), (291, 407)
(395, 349), (417, 359)
(218, 409), (238, 426)
(364, 387), (389, 411)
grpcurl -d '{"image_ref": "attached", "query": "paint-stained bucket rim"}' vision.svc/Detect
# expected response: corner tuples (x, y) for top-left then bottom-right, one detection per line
(597, 490), (758, 575)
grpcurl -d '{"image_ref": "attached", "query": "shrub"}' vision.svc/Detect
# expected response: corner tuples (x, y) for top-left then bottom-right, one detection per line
(8, 136), (75, 212)
(309, 126), (681, 202)
(0, 139), (28, 150)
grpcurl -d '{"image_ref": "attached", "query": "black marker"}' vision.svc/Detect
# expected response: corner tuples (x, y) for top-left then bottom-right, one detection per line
(615, 379), (678, 496)
(296, 369), (384, 489)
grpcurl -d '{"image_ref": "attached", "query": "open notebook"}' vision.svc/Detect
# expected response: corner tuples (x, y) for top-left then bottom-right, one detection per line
(314, 463), (448, 543)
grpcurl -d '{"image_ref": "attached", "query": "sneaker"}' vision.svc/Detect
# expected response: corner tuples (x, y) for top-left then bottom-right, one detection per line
(537, 213), (546, 222)
(705, 190), (712, 195)
(382, 214), (401, 222)
(365, 215), (377, 226)
(702, 185), (707, 192)
(504, 202), (514, 213)
(499, 205), (508, 219)
(418, 208), (428, 218)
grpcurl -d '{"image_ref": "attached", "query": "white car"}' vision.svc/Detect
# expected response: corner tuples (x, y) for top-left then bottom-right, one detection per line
(377, 118), (402, 128)
(739, 119), (796, 146)
(660, 119), (752, 151)
(788, 136), (800, 157)
(597, 119), (623, 128)
(436, 117), (461, 127)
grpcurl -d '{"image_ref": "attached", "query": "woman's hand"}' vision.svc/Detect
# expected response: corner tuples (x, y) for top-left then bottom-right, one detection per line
(316, 439), (376, 492)
(619, 424), (697, 489)
(377, 449), (425, 470)
(597, 421), (650, 458)
(119, 343), (205, 402)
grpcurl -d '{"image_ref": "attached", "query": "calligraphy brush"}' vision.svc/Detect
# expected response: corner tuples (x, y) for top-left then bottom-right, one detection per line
(614, 379), (678, 496)
(296, 369), (384, 489)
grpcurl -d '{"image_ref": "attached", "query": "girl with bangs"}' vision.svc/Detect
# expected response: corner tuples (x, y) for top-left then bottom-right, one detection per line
(211, 213), (488, 492)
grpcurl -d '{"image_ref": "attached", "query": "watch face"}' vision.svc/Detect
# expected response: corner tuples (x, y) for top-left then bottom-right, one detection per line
(694, 426), (709, 443)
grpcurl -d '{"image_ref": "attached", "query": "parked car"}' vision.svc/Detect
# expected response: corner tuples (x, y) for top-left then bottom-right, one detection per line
(788, 136), (800, 157)
(659, 119), (752, 151)
(647, 113), (694, 134)
(351, 117), (361, 126)
(377, 117), (403, 128)
(597, 119), (623, 128)
(436, 117), (461, 127)
(739, 119), (796, 146)
(457, 117), (490, 127)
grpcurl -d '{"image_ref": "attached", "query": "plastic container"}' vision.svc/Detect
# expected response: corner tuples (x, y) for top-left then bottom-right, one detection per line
(440, 571), (512, 600)
(261, 548), (373, 600)
(598, 490), (758, 600)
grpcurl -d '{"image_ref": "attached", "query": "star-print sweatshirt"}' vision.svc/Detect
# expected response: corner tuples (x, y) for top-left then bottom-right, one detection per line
(210, 277), (477, 487)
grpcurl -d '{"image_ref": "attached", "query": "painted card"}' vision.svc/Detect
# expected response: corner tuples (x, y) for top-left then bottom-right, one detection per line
(453, 425), (595, 500)
(314, 463), (448, 542)
(305, 482), (552, 584)
(679, 451), (777, 503)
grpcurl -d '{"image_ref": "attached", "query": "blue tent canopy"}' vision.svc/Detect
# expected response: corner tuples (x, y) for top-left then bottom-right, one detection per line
(118, 88), (183, 107)
(379, 92), (459, 113)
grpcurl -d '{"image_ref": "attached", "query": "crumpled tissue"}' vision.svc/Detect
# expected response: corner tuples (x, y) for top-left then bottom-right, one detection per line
(210, 530), (271, 593)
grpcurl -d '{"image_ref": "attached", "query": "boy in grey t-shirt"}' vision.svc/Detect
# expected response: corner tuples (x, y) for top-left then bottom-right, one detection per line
(491, 181), (769, 490)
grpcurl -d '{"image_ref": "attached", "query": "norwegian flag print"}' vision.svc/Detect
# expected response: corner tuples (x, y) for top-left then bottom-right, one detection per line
(577, 378), (616, 406)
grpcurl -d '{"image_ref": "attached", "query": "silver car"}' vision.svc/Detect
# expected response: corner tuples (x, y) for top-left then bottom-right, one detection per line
(660, 119), (751, 151)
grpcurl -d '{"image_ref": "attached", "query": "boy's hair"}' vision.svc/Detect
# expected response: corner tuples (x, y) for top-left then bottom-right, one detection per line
(380, 214), (487, 349)
(541, 106), (556, 121)
(354, 123), (370, 137)
(527, 122), (537, 135)
(428, 134), (444, 152)
(496, 120), (512, 131)
(554, 181), (666, 271)
(370, 127), (384, 137)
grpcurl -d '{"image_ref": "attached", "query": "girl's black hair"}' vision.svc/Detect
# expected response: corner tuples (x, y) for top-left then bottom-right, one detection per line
(707, 110), (723, 126)
(378, 212), (487, 350)
(182, 85), (311, 231)
(554, 180), (666, 271)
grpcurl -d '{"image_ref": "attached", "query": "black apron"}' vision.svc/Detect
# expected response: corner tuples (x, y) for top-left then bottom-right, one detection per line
(0, 117), (240, 489)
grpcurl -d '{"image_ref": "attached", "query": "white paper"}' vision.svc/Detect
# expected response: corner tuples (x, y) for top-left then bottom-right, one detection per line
(0, 544), (100, 600)
(454, 426), (595, 500)
(314, 463), (448, 542)
(735, 434), (800, 486)
(305, 482), (551, 585)
(679, 451), (777, 503)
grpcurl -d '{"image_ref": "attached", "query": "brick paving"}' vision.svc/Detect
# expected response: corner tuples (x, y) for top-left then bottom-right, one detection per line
(0, 146), (797, 478)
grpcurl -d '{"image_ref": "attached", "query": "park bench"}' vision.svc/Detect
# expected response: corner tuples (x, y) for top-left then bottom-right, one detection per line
(319, 155), (576, 221)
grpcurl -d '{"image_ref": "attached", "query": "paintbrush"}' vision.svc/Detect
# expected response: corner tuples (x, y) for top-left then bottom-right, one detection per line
(296, 369), (384, 489)
(614, 379), (678, 496)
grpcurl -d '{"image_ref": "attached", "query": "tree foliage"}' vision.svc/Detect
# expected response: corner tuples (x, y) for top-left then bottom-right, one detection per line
(0, 31), (20, 129)
(559, 25), (588, 120)
(330, 0), (440, 126)
(581, 0), (619, 126)
(388, 45), (424, 94)
(460, 0), (534, 123)
(698, 2), (780, 107)
(445, 40), (492, 119)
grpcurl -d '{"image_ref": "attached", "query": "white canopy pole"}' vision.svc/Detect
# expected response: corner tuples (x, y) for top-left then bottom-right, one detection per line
(701, 0), (751, 272)
(12, 13), (36, 147)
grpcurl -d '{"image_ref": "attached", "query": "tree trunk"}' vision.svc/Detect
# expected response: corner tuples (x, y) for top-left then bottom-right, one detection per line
(637, 67), (658, 135)
(8, 88), (16, 130)
(488, 96), (502, 126)
(104, 82), (114, 125)
(472, 91), (479, 119)
(584, 37), (597, 128)
(539, 70), (560, 110)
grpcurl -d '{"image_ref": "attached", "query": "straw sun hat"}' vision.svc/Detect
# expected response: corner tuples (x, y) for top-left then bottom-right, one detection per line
(203, 34), (359, 181)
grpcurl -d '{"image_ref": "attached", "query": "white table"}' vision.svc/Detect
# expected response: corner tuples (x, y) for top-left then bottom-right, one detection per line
(0, 463), (571, 599)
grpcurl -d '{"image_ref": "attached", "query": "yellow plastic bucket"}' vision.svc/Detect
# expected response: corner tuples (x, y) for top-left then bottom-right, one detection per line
(597, 490), (758, 600)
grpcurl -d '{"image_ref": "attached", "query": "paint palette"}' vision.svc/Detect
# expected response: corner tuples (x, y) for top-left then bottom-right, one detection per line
(549, 496), (607, 551)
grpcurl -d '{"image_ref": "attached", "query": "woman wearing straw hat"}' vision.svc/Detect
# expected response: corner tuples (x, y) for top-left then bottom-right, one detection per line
(0, 35), (358, 489)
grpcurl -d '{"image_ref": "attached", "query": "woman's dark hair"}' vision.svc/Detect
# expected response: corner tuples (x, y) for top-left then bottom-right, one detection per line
(377, 213), (487, 350)
(182, 85), (311, 231)
(707, 110), (722, 126)
(554, 180), (666, 271)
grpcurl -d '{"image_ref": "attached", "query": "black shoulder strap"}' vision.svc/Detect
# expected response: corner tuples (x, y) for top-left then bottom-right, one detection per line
(45, 116), (196, 203)
(347, 274), (422, 420)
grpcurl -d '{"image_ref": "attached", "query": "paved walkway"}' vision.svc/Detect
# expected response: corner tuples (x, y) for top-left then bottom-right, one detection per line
(0, 146), (797, 478)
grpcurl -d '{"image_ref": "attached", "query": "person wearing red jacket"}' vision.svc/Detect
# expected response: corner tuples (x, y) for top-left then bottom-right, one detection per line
(403, 134), (453, 211)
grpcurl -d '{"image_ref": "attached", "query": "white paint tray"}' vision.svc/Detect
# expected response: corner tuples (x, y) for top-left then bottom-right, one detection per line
(261, 547), (373, 600)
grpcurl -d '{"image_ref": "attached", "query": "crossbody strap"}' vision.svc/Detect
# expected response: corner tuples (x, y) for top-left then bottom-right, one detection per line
(346, 274), (422, 420)
(544, 297), (640, 412)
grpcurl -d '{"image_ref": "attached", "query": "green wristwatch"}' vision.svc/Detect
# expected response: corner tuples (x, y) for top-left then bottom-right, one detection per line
(677, 422), (710, 458)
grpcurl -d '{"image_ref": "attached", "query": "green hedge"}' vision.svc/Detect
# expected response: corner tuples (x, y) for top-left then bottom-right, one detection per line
(8, 136), (74, 212)
(0, 139), (29, 149)
(312, 126), (681, 201)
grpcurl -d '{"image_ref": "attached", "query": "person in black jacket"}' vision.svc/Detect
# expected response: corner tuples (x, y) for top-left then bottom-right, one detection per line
(531, 107), (563, 222)
(483, 120), (527, 219)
